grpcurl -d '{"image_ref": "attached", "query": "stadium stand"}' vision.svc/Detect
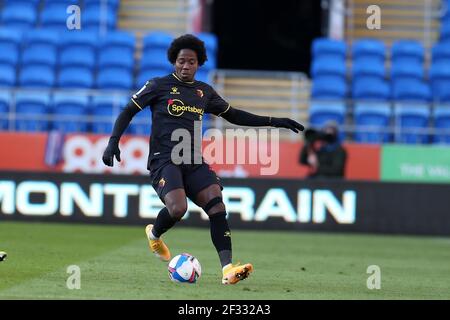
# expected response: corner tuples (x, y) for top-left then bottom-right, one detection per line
(1, 0), (446, 146)
(0, 0), (220, 134)
(309, 2), (450, 145)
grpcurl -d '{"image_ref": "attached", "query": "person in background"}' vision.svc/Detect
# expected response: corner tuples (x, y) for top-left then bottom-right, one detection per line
(299, 121), (347, 178)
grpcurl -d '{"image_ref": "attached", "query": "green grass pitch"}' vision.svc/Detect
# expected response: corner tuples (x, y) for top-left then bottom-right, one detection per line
(0, 221), (449, 299)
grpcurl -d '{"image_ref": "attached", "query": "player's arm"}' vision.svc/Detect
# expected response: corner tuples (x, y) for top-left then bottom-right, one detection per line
(102, 101), (141, 167)
(220, 106), (305, 133)
(102, 79), (158, 167)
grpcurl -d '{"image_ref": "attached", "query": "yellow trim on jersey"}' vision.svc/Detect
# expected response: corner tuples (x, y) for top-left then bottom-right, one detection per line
(172, 73), (195, 84)
(217, 104), (231, 117)
(131, 98), (143, 110)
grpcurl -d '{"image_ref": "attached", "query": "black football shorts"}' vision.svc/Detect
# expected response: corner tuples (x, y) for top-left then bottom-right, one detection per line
(149, 159), (223, 204)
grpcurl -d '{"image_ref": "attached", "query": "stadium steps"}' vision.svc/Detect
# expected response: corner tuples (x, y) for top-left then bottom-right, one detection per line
(118, 0), (191, 60)
(212, 71), (310, 141)
(118, 0), (189, 34)
(346, 0), (442, 49)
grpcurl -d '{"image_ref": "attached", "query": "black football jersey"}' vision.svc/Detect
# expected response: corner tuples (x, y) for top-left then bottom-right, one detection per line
(130, 73), (230, 168)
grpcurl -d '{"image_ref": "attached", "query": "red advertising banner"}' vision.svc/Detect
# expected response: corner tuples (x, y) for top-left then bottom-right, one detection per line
(0, 132), (380, 180)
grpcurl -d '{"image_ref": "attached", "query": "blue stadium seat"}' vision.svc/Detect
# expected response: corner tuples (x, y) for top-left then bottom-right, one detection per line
(195, 70), (211, 84)
(141, 49), (173, 72)
(394, 104), (431, 144)
(352, 39), (386, 64)
(23, 29), (60, 47)
(311, 76), (347, 99)
(98, 48), (133, 70)
(98, 31), (135, 70)
(196, 33), (218, 68)
(196, 32), (218, 55)
(82, 5), (117, 30)
(433, 106), (450, 144)
(391, 61), (424, 82)
(97, 68), (133, 90)
(43, 0), (80, 5)
(0, 64), (16, 87)
(41, 4), (72, 29)
(15, 93), (51, 132)
(0, 28), (22, 66)
(136, 68), (172, 89)
(21, 45), (57, 67)
(439, 19), (450, 42)
(22, 30), (59, 67)
(352, 58), (385, 82)
(143, 31), (173, 51)
(52, 94), (90, 132)
(59, 32), (98, 69)
(392, 79), (431, 102)
(59, 48), (96, 69)
(84, 0), (120, 10)
(354, 103), (392, 143)
(1, 3), (37, 29)
(202, 55), (217, 70)
(429, 62), (450, 102)
(309, 101), (346, 132)
(129, 107), (152, 136)
(58, 67), (94, 88)
(0, 44), (18, 68)
(312, 38), (346, 61)
(91, 95), (127, 134)
(0, 92), (11, 130)
(352, 76), (390, 101)
(19, 65), (55, 87)
(391, 40), (424, 65)
(3, 0), (40, 7)
(311, 57), (346, 80)
(432, 42), (450, 64)
(100, 30), (135, 49)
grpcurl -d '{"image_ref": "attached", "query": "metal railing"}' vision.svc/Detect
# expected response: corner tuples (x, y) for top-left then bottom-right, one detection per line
(0, 75), (449, 144)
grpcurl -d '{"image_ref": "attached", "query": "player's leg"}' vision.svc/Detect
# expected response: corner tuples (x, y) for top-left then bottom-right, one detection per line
(195, 184), (231, 266)
(145, 164), (188, 261)
(194, 184), (253, 285)
(186, 163), (253, 284)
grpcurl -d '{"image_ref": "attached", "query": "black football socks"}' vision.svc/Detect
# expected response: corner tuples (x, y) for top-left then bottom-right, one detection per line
(152, 207), (178, 238)
(209, 212), (232, 268)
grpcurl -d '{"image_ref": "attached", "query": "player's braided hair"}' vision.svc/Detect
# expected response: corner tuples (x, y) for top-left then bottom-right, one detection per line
(167, 34), (208, 66)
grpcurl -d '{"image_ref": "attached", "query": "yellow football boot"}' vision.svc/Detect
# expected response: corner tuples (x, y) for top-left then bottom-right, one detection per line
(222, 263), (254, 285)
(145, 224), (171, 262)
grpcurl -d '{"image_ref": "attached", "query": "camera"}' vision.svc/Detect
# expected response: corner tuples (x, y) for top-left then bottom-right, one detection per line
(304, 128), (337, 144)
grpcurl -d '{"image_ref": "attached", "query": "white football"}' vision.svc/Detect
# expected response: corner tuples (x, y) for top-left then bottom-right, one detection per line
(168, 253), (201, 284)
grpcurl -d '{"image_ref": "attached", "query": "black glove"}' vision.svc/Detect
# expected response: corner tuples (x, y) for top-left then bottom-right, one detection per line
(102, 138), (121, 167)
(270, 117), (305, 133)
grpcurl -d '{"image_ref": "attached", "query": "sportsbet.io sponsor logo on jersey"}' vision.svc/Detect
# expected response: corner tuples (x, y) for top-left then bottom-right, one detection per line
(167, 99), (204, 119)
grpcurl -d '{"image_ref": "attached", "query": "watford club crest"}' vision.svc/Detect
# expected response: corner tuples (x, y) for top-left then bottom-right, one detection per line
(196, 89), (204, 98)
(158, 178), (166, 187)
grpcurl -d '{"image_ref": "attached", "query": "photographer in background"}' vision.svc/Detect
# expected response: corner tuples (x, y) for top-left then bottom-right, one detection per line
(299, 121), (347, 178)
